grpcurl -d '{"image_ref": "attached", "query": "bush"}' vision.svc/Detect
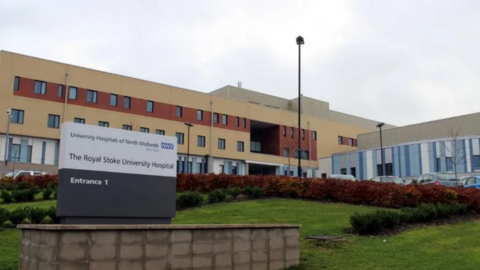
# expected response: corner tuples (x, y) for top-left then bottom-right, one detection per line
(225, 187), (244, 199)
(176, 192), (203, 210)
(208, 189), (227, 203)
(236, 194), (247, 201)
(43, 188), (54, 200)
(377, 210), (401, 229)
(2, 182), (14, 191)
(41, 216), (54, 224)
(0, 208), (9, 225)
(224, 195), (234, 203)
(245, 186), (264, 199)
(350, 211), (384, 235)
(11, 186), (40, 202)
(1, 190), (13, 204)
(25, 207), (47, 224)
(46, 206), (60, 224)
(9, 208), (27, 225)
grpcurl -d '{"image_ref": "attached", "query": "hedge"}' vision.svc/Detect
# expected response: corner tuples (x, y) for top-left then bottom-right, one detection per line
(3, 173), (480, 211)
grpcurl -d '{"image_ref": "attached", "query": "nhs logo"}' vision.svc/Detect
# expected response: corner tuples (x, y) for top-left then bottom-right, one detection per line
(161, 142), (174, 150)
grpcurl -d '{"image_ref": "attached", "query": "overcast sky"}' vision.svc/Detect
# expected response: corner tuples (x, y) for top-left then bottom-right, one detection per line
(1, 0), (479, 127)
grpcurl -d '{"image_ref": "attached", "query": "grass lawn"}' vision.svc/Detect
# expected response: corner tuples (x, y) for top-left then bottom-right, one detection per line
(1, 199), (480, 270)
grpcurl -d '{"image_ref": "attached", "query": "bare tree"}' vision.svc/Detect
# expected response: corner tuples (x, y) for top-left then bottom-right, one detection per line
(267, 121), (299, 176)
(441, 127), (466, 185)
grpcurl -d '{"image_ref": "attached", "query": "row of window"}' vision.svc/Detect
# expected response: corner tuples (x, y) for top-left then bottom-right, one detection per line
(174, 133), (245, 152)
(282, 126), (317, 140)
(15, 77), (248, 128)
(338, 136), (356, 147)
(282, 148), (310, 160)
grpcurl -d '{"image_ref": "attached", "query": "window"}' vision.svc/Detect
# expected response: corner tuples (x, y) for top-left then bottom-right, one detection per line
(176, 132), (184, 144)
(34, 80), (46, 95)
(302, 129), (305, 140)
(340, 168), (347, 175)
(232, 166), (237, 175)
(197, 110), (203, 121)
(110, 94), (117, 107)
(122, 125), (132, 131)
(58, 85), (63, 97)
(10, 144), (32, 163)
(87, 90), (98, 103)
(348, 138), (354, 146)
(446, 157), (454, 171)
(473, 155), (480, 170)
(242, 118), (246, 128)
(213, 113), (219, 124)
(312, 131), (317, 140)
(69, 87), (77, 100)
(283, 126), (287, 136)
(123, 96), (131, 109)
(14, 76), (20, 91)
(301, 151), (309, 160)
(140, 127), (149, 133)
(338, 136), (343, 145)
(283, 148), (289, 157)
(147, 101), (154, 113)
(222, 114), (228, 125)
(156, 129), (165, 135)
(197, 136), (206, 147)
(218, 138), (226, 150)
(250, 141), (261, 152)
(176, 106), (182, 117)
(219, 165), (224, 174)
(74, 118), (85, 124)
(436, 158), (441, 172)
(10, 109), (24, 124)
(290, 127), (294, 137)
(98, 121), (109, 127)
(235, 117), (239, 127)
(321, 173), (327, 179)
(237, 141), (244, 152)
(47, 114), (60, 129)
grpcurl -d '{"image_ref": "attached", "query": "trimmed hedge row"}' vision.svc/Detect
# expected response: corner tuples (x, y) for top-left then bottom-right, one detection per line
(3, 173), (480, 211)
(0, 206), (59, 227)
(176, 187), (265, 210)
(350, 203), (468, 235)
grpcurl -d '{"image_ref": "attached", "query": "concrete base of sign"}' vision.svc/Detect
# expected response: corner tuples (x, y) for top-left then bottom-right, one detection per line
(61, 217), (172, 225)
(17, 224), (301, 270)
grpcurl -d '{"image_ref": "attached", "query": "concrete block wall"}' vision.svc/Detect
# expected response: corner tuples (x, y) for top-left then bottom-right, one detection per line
(18, 224), (301, 270)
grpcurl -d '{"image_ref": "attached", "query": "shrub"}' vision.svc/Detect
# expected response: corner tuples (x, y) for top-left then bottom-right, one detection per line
(0, 208), (9, 225)
(224, 195), (234, 203)
(25, 207), (47, 224)
(350, 211), (383, 235)
(208, 189), (227, 203)
(43, 188), (54, 200)
(17, 181), (30, 190)
(176, 192), (203, 210)
(1, 190), (13, 204)
(225, 187), (244, 198)
(2, 182), (15, 191)
(41, 216), (54, 224)
(46, 206), (60, 224)
(245, 186), (264, 199)
(11, 186), (40, 202)
(377, 210), (401, 229)
(236, 194), (247, 201)
(9, 208), (27, 225)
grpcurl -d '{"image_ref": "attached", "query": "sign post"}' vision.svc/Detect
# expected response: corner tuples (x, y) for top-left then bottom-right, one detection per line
(57, 123), (177, 224)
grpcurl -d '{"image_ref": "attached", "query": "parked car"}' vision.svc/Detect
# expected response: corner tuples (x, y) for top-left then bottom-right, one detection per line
(413, 173), (463, 187)
(330, 174), (356, 181)
(4, 170), (47, 178)
(371, 176), (405, 185)
(462, 175), (480, 189)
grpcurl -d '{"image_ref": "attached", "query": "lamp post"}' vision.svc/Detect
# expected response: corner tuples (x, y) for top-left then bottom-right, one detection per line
(184, 122), (193, 173)
(2, 109), (12, 177)
(296, 36), (304, 178)
(376, 122), (385, 176)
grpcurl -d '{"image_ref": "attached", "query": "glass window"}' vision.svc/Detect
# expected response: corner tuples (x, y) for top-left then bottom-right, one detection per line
(87, 90), (98, 103)
(58, 85), (63, 97)
(250, 141), (261, 152)
(283, 148), (289, 157)
(312, 131), (317, 140)
(291, 127), (294, 137)
(197, 136), (206, 147)
(99, 121), (109, 127)
(237, 141), (244, 152)
(69, 87), (77, 100)
(47, 114), (60, 129)
(197, 110), (203, 121)
(147, 101), (154, 113)
(446, 157), (454, 171)
(302, 129), (305, 140)
(338, 136), (343, 145)
(123, 96), (131, 109)
(235, 117), (239, 127)
(34, 80), (46, 95)
(11, 144), (20, 162)
(222, 114), (228, 125)
(218, 138), (226, 150)
(10, 109), (24, 124)
(243, 118), (246, 128)
(110, 94), (117, 107)
(156, 129), (165, 135)
(140, 127), (149, 133)
(14, 76), (20, 91)
(283, 126), (287, 136)
(349, 138), (354, 146)
(436, 158), (441, 172)
(473, 155), (480, 169)
(176, 132), (184, 144)
(74, 118), (85, 124)
(122, 125), (132, 131)
(176, 106), (182, 117)
(213, 113), (219, 124)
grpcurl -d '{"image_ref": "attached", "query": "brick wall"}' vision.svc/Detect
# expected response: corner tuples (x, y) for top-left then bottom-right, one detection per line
(18, 224), (301, 270)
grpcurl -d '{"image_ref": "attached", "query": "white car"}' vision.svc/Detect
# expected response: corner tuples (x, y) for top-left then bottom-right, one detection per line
(4, 170), (47, 178)
(330, 174), (356, 181)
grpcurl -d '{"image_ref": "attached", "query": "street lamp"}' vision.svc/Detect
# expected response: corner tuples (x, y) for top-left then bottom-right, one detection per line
(296, 36), (304, 177)
(184, 122), (193, 173)
(2, 109), (12, 177)
(376, 122), (385, 176)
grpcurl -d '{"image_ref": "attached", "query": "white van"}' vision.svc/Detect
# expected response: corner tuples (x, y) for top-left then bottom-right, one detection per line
(330, 174), (356, 181)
